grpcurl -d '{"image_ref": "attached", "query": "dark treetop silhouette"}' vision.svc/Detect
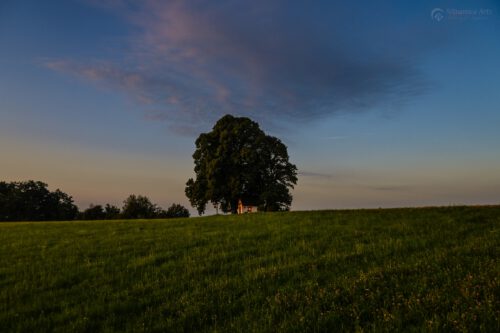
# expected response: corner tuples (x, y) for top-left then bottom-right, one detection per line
(0, 181), (78, 221)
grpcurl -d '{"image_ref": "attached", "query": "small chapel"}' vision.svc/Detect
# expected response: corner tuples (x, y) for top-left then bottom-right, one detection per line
(237, 199), (258, 214)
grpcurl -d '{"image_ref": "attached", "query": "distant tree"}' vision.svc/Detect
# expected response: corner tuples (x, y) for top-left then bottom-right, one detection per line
(0, 180), (78, 221)
(76, 203), (120, 220)
(154, 208), (168, 218)
(121, 194), (158, 219)
(104, 204), (121, 219)
(165, 203), (190, 218)
(7, 180), (52, 220)
(81, 204), (106, 220)
(49, 189), (79, 220)
(0, 181), (16, 221)
(185, 115), (297, 214)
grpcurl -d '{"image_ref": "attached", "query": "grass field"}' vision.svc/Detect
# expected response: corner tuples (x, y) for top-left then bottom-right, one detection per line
(0, 206), (499, 332)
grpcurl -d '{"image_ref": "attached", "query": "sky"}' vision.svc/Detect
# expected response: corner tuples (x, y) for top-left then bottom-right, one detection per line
(1, 0), (499, 213)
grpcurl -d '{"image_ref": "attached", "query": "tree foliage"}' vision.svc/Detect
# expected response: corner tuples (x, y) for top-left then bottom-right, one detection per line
(185, 115), (297, 214)
(80, 204), (106, 220)
(104, 204), (121, 219)
(120, 196), (190, 219)
(0, 181), (191, 221)
(121, 194), (158, 219)
(0, 180), (78, 221)
(77, 204), (121, 220)
(165, 203), (190, 218)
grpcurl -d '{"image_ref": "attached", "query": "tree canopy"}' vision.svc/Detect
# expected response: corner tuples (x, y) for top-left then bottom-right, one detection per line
(0, 180), (78, 221)
(185, 115), (297, 215)
(121, 194), (159, 219)
(0, 180), (191, 221)
(80, 204), (106, 220)
(120, 195), (190, 219)
(164, 203), (190, 218)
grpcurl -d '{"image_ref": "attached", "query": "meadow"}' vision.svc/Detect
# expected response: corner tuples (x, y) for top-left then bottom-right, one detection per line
(0, 206), (498, 332)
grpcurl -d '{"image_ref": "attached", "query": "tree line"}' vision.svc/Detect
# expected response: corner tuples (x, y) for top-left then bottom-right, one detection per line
(0, 180), (189, 222)
(2, 116), (297, 220)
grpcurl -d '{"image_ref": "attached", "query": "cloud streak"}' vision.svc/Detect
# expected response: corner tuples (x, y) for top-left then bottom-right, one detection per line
(368, 185), (413, 192)
(46, 0), (436, 133)
(298, 171), (333, 179)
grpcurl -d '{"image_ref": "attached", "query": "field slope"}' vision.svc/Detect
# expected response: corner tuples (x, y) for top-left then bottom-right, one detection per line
(0, 206), (499, 332)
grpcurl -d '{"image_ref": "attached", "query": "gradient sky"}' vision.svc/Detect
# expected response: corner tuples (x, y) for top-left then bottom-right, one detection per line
(1, 0), (499, 213)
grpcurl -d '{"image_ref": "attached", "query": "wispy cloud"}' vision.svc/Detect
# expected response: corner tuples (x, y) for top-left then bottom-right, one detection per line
(46, 0), (438, 133)
(298, 171), (333, 179)
(368, 185), (413, 192)
(322, 132), (376, 141)
(323, 136), (350, 141)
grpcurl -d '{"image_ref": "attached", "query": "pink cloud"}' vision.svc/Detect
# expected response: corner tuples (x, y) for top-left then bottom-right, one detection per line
(46, 0), (430, 133)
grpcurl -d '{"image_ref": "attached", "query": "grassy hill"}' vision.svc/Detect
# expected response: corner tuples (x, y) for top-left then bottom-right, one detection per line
(0, 206), (499, 332)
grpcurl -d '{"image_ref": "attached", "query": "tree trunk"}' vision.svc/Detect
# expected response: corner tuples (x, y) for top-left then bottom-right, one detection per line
(231, 199), (238, 214)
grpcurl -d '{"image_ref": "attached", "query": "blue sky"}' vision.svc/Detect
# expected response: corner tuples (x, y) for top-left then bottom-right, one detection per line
(1, 0), (499, 212)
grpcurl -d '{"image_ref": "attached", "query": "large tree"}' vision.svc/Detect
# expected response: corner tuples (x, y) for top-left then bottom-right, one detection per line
(185, 115), (297, 215)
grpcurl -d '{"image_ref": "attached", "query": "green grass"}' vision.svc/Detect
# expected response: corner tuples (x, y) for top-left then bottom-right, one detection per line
(0, 206), (499, 332)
